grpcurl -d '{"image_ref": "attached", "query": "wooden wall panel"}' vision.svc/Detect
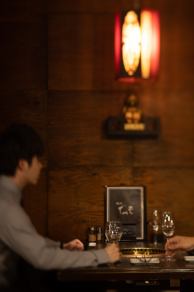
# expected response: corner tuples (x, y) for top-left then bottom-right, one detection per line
(0, 90), (47, 127)
(0, 0), (47, 14)
(0, 17), (47, 90)
(133, 167), (194, 236)
(158, 2), (194, 89)
(48, 13), (117, 90)
(134, 90), (194, 167)
(48, 0), (162, 13)
(48, 166), (194, 241)
(1, 0), (194, 243)
(47, 0), (194, 243)
(48, 167), (133, 242)
(48, 91), (133, 168)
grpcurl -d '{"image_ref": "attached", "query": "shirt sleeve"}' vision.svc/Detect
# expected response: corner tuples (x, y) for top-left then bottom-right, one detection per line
(0, 203), (110, 270)
(44, 237), (60, 248)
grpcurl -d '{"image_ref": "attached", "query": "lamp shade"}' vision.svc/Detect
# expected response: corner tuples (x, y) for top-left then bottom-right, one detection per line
(114, 9), (160, 82)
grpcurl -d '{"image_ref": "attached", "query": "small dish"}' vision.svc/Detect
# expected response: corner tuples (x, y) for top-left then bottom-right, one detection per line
(129, 257), (160, 264)
(184, 256), (194, 262)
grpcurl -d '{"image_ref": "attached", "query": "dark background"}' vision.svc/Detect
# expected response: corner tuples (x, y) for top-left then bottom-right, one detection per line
(0, 0), (194, 244)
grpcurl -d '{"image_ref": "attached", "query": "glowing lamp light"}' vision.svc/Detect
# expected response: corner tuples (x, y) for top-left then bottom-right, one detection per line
(115, 9), (160, 82)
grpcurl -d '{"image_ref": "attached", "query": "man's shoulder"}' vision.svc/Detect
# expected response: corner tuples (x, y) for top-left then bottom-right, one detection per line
(0, 199), (27, 225)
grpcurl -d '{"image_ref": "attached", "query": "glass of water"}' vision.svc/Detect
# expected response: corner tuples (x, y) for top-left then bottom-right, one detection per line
(105, 221), (123, 244)
(162, 211), (175, 261)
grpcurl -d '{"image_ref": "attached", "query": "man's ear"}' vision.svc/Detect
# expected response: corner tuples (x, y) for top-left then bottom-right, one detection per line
(18, 159), (29, 171)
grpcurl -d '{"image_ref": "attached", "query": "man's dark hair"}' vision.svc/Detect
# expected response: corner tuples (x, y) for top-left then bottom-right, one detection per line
(0, 123), (44, 176)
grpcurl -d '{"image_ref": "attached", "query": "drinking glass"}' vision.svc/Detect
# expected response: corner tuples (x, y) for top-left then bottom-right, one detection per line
(105, 221), (123, 243)
(161, 211), (175, 261)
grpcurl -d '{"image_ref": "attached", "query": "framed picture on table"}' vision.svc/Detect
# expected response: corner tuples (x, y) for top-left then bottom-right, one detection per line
(105, 186), (146, 241)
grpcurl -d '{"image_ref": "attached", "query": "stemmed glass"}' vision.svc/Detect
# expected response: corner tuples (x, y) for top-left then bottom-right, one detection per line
(161, 211), (175, 261)
(105, 221), (123, 244)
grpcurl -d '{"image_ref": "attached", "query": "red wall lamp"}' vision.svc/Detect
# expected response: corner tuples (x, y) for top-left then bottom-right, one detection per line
(115, 9), (160, 82)
(105, 7), (160, 139)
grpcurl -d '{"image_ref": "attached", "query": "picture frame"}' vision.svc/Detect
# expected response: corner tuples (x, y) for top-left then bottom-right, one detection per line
(105, 186), (146, 241)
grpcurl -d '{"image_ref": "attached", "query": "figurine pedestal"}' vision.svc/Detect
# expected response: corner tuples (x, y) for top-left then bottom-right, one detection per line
(105, 116), (160, 139)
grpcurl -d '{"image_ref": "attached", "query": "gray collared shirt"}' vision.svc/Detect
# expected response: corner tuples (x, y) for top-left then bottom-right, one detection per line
(0, 175), (109, 281)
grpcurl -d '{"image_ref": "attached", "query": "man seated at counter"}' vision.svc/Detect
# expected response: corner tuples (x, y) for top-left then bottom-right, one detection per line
(0, 123), (120, 291)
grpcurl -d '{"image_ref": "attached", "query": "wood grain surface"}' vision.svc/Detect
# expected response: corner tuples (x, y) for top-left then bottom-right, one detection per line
(1, 0), (194, 243)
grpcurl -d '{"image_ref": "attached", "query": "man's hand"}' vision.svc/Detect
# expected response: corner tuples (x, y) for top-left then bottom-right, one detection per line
(104, 243), (120, 263)
(63, 239), (84, 251)
(165, 235), (194, 252)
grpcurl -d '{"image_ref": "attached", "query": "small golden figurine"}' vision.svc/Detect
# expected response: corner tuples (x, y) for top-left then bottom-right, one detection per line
(122, 94), (145, 130)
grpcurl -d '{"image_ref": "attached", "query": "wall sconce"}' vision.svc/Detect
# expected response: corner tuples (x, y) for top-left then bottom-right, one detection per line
(105, 8), (160, 139)
(115, 9), (160, 82)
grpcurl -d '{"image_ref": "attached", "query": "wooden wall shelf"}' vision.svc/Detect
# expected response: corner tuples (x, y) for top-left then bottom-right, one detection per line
(105, 116), (160, 139)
